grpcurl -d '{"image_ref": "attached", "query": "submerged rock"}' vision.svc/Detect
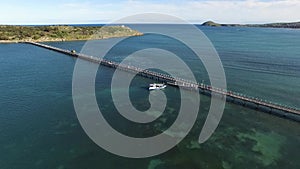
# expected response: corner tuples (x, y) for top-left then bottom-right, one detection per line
(186, 140), (201, 149)
(222, 161), (232, 169)
(147, 159), (164, 169)
(237, 129), (286, 166)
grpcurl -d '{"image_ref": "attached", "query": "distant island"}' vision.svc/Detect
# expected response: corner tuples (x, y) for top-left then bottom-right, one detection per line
(202, 21), (300, 29)
(0, 25), (143, 43)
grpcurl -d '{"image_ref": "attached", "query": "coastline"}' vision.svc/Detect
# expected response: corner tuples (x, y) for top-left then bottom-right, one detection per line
(201, 21), (300, 29)
(0, 33), (143, 44)
(0, 25), (143, 44)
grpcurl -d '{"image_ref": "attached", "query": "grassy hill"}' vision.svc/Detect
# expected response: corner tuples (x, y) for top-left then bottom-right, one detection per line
(201, 21), (222, 27)
(0, 25), (142, 43)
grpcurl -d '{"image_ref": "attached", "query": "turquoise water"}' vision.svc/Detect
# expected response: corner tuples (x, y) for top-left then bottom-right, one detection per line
(0, 26), (299, 169)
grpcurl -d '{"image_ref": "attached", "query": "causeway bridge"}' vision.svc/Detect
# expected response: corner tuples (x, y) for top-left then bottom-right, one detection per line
(25, 41), (300, 122)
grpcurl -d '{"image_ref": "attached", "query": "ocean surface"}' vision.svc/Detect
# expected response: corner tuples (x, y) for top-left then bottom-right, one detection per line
(0, 25), (299, 169)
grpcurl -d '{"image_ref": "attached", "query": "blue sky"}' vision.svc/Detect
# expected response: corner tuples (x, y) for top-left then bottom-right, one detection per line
(1, 0), (299, 24)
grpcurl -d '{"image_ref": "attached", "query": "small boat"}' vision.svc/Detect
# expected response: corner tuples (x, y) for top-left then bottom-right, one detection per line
(149, 83), (166, 90)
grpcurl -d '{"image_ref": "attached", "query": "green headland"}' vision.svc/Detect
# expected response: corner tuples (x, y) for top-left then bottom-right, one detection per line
(202, 21), (300, 29)
(0, 25), (143, 43)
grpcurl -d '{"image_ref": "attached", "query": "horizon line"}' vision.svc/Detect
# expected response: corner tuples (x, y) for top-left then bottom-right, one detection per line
(1, 20), (299, 26)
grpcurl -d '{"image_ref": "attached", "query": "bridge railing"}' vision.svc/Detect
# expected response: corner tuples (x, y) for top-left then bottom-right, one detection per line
(24, 41), (300, 117)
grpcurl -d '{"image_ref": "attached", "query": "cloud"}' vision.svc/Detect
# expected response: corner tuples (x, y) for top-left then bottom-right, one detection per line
(118, 0), (300, 23)
(0, 0), (299, 24)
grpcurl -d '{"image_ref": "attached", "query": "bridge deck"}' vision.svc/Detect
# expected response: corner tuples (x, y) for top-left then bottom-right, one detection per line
(25, 41), (300, 121)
